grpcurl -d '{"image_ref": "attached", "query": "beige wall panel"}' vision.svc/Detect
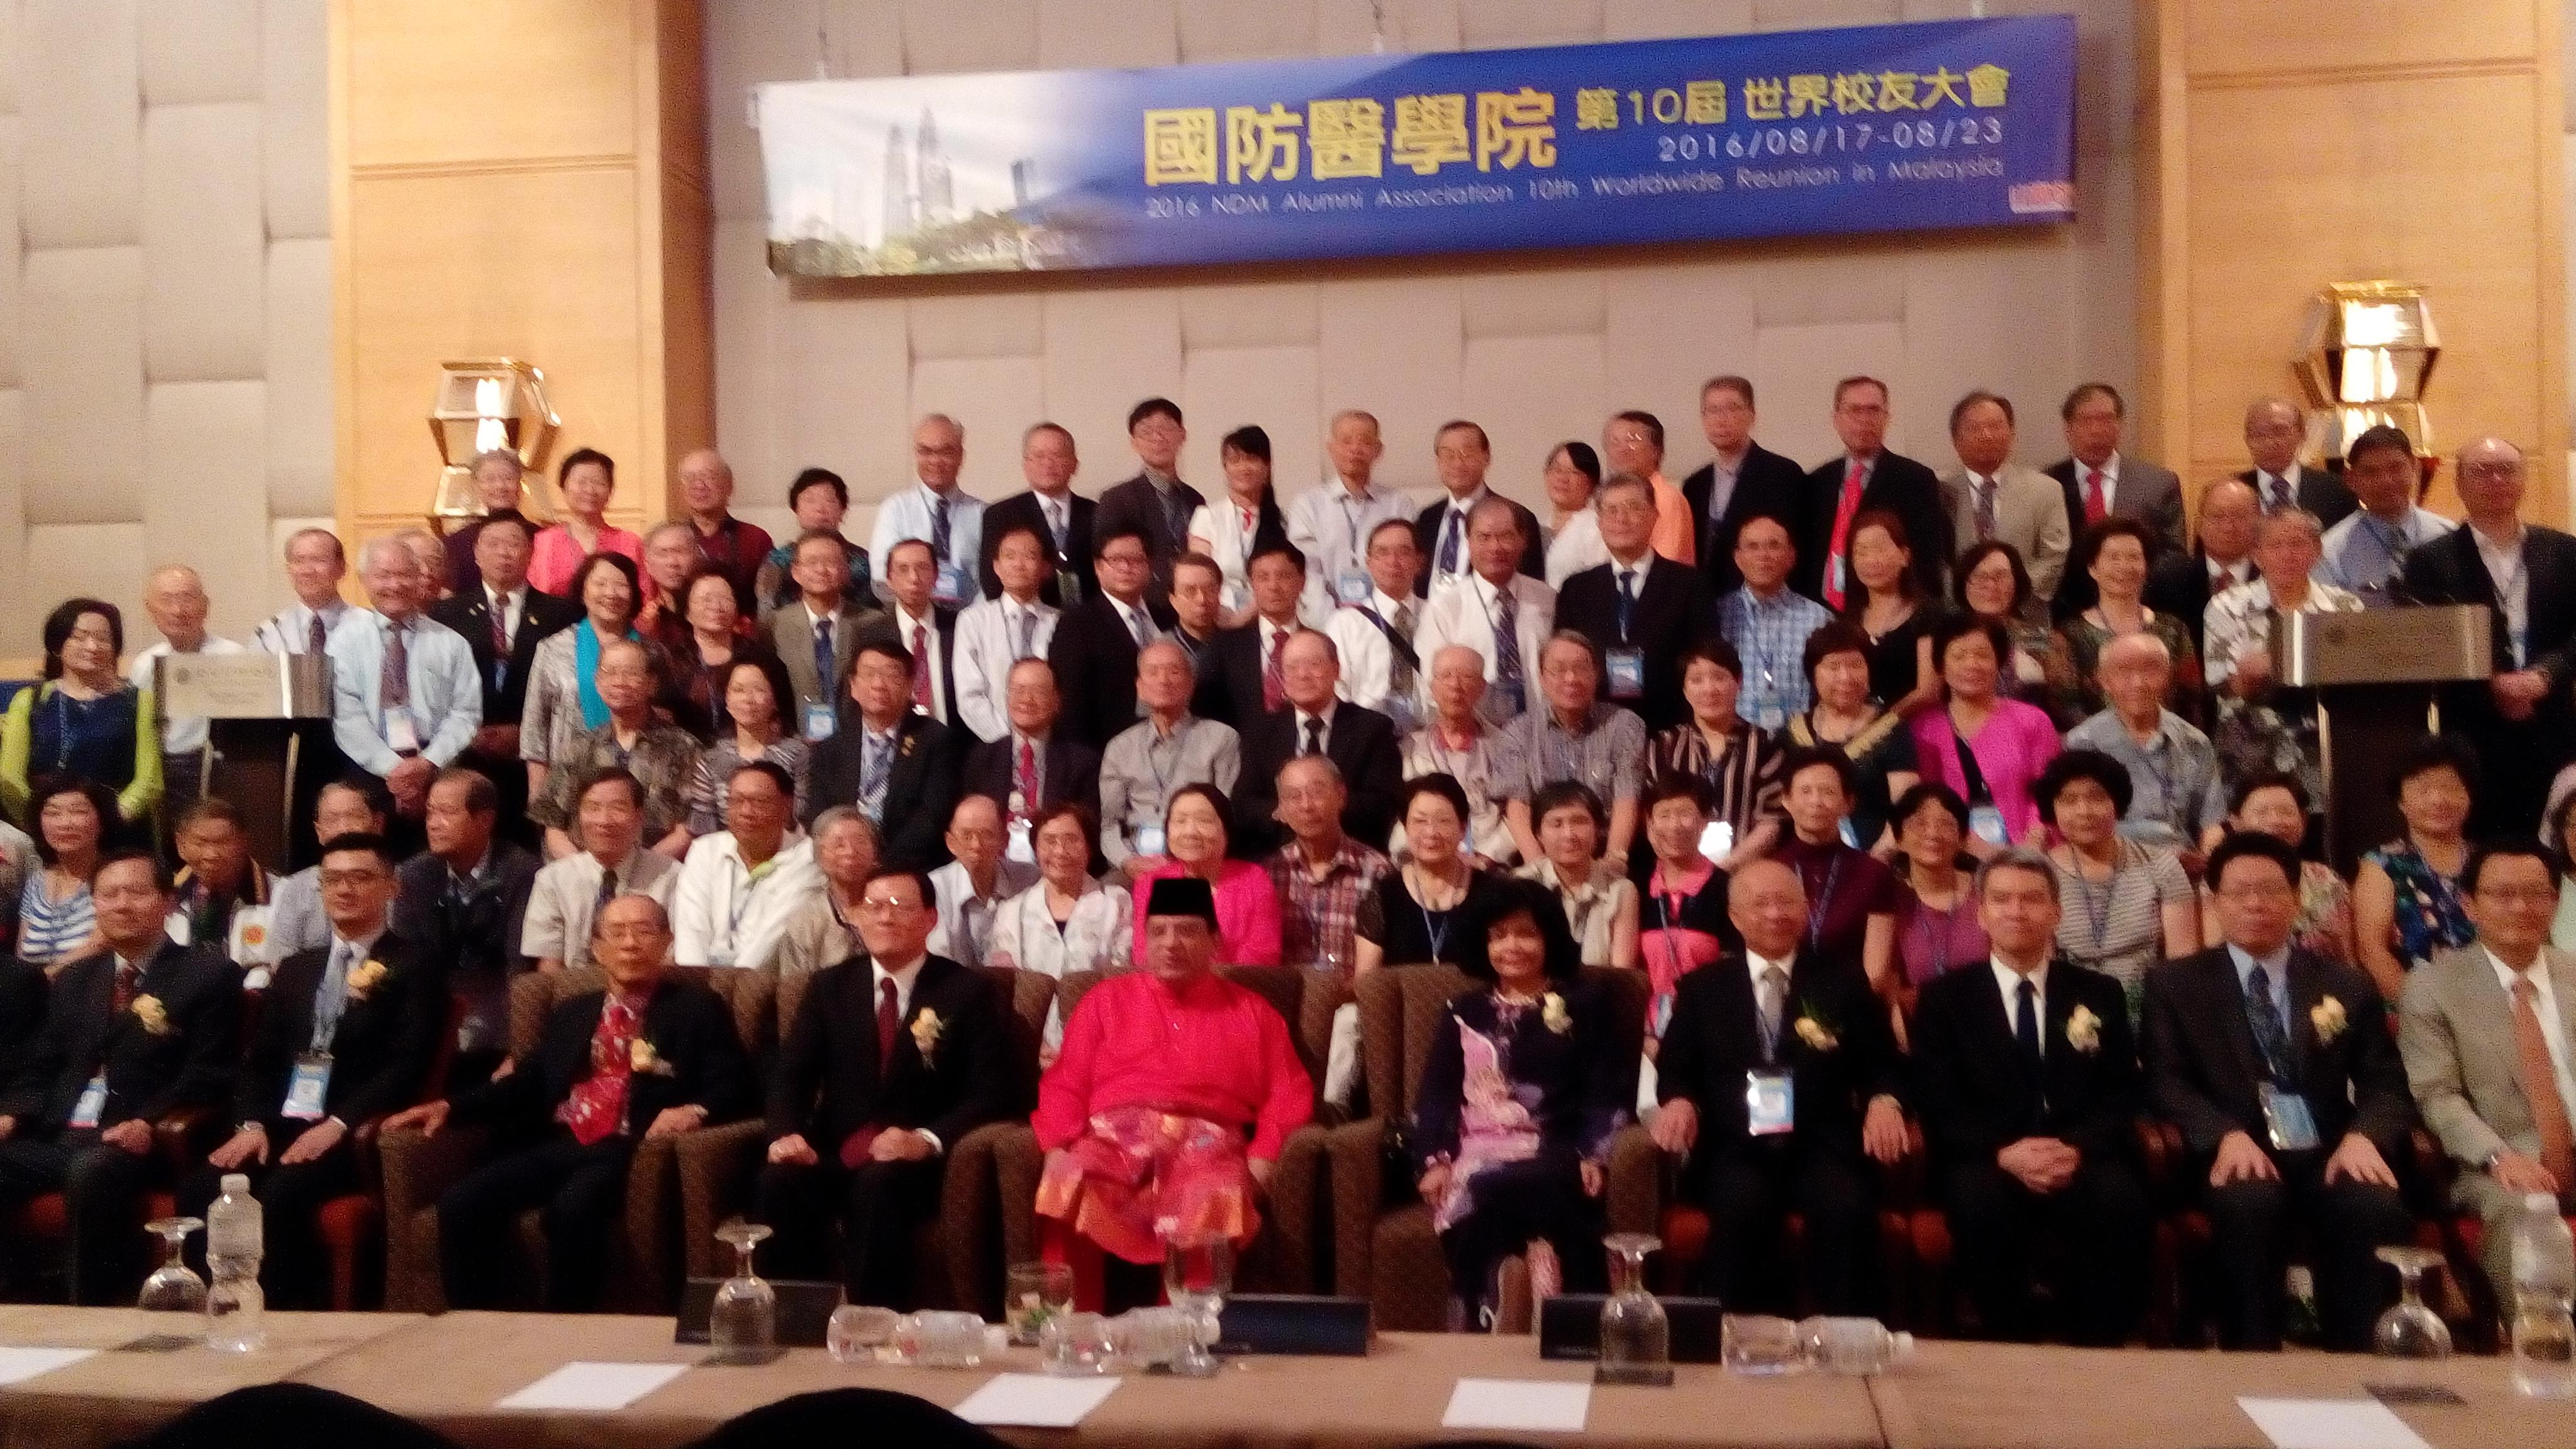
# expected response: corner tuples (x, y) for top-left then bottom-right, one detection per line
(1037, 288), (1183, 486)
(145, 380), (270, 636)
(265, 237), (335, 517)
(1459, 0), (1604, 48)
(1752, 319), (1907, 467)
(1460, 270), (1606, 340)
(0, 0), (21, 116)
(0, 392), (24, 633)
(1897, 243), (2076, 459)
(144, 103), (266, 384)
(262, 0), (330, 240)
(1331, 0), (1462, 55)
(1603, 265), (1757, 478)
(1314, 276), (1463, 491)
(711, 217), (784, 499)
(2185, 2), (2531, 79)
(1752, 0), (1899, 31)
(913, 354), (1047, 497)
(1607, 1), (1755, 42)
(907, 291), (1045, 360)
(343, 167), (643, 523)
(902, 0), (1037, 75)
(709, 0), (831, 224)
(22, 245), (143, 523)
(0, 121), (21, 390)
(19, 0), (138, 250)
(1183, 344), (1323, 494)
(23, 523), (147, 635)
(822, 0), (906, 78)
(1177, 0), (1319, 64)
(1181, 281), (1320, 351)
(1463, 333), (1607, 508)
(779, 291), (909, 503)
(1746, 253), (1906, 329)
(1038, 0), (1175, 69)
(345, 0), (637, 167)
(142, 0), (262, 107)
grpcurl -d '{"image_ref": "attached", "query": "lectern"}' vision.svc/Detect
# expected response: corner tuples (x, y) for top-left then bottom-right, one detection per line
(155, 652), (333, 871)
(2278, 604), (2491, 874)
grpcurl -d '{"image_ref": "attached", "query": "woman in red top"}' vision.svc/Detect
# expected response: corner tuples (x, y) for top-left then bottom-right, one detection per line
(1126, 784), (1283, 966)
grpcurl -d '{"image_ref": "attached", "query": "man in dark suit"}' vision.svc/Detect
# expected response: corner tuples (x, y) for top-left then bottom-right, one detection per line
(963, 658), (1102, 821)
(0, 852), (241, 1304)
(1090, 398), (1200, 604)
(977, 421), (1096, 608)
(806, 638), (963, 870)
(1413, 420), (1545, 596)
(1556, 472), (1716, 733)
(391, 768), (540, 1090)
(1797, 377), (1951, 604)
(857, 539), (962, 733)
(1679, 375), (1804, 599)
(386, 894), (755, 1312)
(2401, 436), (2576, 838)
(758, 865), (1020, 1306)
(1912, 850), (2148, 1345)
(184, 834), (443, 1308)
(770, 530), (880, 737)
(2239, 397), (2356, 530)
(2141, 477), (2262, 652)
(1232, 631), (1404, 857)
(430, 510), (580, 838)
(1204, 542), (1313, 729)
(2145, 832), (2414, 1351)
(1170, 552), (1233, 724)
(0, 958), (45, 1074)
(1652, 857), (1907, 1315)
(2046, 382), (2188, 592)
(1047, 525), (1175, 749)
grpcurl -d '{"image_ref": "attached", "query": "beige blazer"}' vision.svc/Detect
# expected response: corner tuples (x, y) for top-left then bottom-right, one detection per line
(769, 600), (878, 721)
(2400, 942), (2576, 1216)
(1940, 462), (2072, 604)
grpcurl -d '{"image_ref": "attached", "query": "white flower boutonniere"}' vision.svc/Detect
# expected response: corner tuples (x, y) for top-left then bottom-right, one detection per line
(1540, 992), (1572, 1035)
(131, 994), (171, 1036)
(2311, 996), (2347, 1045)
(345, 958), (389, 1002)
(1793, 1014), (1838, 1052)
(629, 1038), (675, 1075)
(2065, 1004), (2102, 1055)
(912, 1009), (945, 1065)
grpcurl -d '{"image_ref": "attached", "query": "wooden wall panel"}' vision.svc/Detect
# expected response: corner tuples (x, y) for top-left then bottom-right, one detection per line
(345, 0), (639, 167)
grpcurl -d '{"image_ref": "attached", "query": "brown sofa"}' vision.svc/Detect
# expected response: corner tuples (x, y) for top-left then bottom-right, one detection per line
(378, 965), (774, 1313)
(673, 965), (1057, 1315)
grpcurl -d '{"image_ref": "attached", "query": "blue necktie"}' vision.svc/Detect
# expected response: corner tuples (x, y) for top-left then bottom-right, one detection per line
(1615, 568), (1638, 640)
(2245, 963), (2294, 1084)
(314, 941), (354, 1053)
(813, 617), (835, 702)
(1437, 509), (1464, 575)
(930, 494), (953, 567)
(860, 733), (892, 819)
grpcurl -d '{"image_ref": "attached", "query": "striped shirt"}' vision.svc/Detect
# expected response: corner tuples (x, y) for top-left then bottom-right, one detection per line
(1644, 721), (1785, 844)
(18, 874), (94, 967)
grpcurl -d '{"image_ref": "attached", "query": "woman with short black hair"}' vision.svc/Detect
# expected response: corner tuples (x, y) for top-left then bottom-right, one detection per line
(2037, 748), (2196, 1020)
(2353, 735), (2480, 997)
(1, 599), (158, 826)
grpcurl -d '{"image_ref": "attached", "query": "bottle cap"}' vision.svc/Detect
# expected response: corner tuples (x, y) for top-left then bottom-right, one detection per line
(221, 1173), (250, 1195)
(1891, 1331), (1916, 1359)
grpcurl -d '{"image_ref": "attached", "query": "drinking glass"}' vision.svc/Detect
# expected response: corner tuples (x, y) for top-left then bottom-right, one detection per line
(1160, 1230), (1233, 1379)
(1005, 1260), (1075, 1345)
(1723, 1314), (1805, 1375)
(827, 1305), (900, 1365)
(894, 1310), (991, 1368)
(708, 1220), (776, 1363)
(1041, 1311), (1119, 1376)
(138, 1217), (206, 1314)
(2372, 1246), (2453, 1359)
(1598, 1233), (1671, 1385)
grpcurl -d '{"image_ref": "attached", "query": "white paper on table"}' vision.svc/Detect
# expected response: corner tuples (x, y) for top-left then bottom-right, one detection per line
(496, 1362), (691, 1412)
(0, 1348), (95, 1385)
(1441, 1378), (1592, 1433)
(2237, 1397), (2433, 1449)
(953, 1373), (1121, 1428)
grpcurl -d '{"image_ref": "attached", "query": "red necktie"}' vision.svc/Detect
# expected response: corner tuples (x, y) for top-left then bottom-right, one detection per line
(558, 994), (640, 1146)
(876, 977), (900, 1073)
(1016, 738), (1038, 807)
(1823, 460), (1864, 609)
(1263, 628), (1289, 711)
(2083, 467), (2108, 526)
(111, 961), (138, 1014)
(911, 623), (933, 711)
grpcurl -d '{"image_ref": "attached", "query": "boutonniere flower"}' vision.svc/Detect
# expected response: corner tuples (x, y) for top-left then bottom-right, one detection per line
(629, 1038), (675, 1075)
(345, 958), (389, 1002)
(900, 735), (918, 758)
(2065, 1004), (2102, 1055)
(911, 1009), (945, 1064)
(1540, 992), (1572, 1035)
(1793, 1010), (1838, 1052)
(2311, 996), (2347, 1045)
(131, 994), (171, 1036)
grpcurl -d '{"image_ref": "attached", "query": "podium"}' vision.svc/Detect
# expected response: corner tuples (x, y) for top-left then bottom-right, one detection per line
(155, 652), (334, 871)
(2278, 604), (2491, 874)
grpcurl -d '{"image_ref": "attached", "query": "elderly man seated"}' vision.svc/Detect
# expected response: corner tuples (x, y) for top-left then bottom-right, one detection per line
(1033, 876), (1311, 1309)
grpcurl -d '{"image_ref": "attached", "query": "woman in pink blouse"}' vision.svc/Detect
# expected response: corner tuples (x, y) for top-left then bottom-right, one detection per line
(1908, 615), (2060, 855)
(528, 447), (643, 596)
(1129, 783), (1283, 966)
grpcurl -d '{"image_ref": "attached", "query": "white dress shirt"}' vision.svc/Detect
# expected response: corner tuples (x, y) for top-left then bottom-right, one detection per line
(1413, 570), (1557, 718)
(889, 602), (954, 724)
(486, 586), (528, 650)
(130, 636), (248, 756)
(325, 610), (484, 774)
(253, 599), (353, 655)
(928, 857), (1040, 968)
(671, 831), (820, 970)
(1327, 588), (1423, 720)
(2488, 947), (2576, 1132)
(519, 847), (683, 970)
(1991, 956), (2051, 1058)
(1424, 486), (1492, 593)
(952, 593), (1062, 742)
(869, 482), (986, 606)
(1745, 947), (1796, 1055)
(1287, 476), (1410, 618)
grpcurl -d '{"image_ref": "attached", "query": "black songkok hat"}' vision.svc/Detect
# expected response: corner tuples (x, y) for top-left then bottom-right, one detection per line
(1145, 876), (1219, 927)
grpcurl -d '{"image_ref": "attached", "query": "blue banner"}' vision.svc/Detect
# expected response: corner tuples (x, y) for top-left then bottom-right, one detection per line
(756, 16), (2075, 277)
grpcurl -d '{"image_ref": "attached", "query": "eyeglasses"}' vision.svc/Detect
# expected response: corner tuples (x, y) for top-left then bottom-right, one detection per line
(858, 896), (919, 913)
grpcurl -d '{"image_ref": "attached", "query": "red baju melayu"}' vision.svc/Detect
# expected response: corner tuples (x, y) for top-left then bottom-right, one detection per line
(1033, 968), (1312, 1265)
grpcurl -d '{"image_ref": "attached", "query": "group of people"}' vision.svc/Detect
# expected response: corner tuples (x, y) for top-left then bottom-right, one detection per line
(0, 378), (2569, 1353)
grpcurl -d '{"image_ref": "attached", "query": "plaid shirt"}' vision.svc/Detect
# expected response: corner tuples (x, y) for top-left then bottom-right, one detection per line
(1266, 836), (1393, 972)
(528, 719), (702, 840)
(1491, 701), (1648, 806)
(1717, 586), (1833, 723)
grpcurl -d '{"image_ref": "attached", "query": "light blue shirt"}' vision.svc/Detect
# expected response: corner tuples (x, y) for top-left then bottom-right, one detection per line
(326, 611), (484, 775)
(2226, 941), (2294, 1029)
(2313, 505), (2455, 608)
(868, 482), (985, 604)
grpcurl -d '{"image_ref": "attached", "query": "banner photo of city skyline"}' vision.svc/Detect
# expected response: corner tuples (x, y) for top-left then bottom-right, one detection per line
(754, 15), (2076, 279)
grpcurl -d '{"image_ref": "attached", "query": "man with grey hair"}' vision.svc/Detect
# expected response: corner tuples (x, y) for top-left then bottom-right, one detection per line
(1265, 753), (1391, 973)
(254, 528), (357, 656)
(327, 533), (484, 824)
(131, 564), (247, 822)
(2236, 397), (2355, 528)
(2204, 507), (2360, 818)
(1234, 630), (1404, 856)
(870, 414), (985, 611)
(1286, 409), (1406, 616)
(2065, 631), (2227, 853)
(1414, 494), (1557, 726)
(677, 447), (775, 616)
(1098, 640), (1239, 881)
(441, 448), (529, 595)
(1911, 845), (2147, 1345)
(1493, 630), (1646, 867)
(770, 806), (884, 981)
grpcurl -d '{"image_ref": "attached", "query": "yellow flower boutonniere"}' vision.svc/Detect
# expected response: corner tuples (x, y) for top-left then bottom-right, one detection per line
(630, 1038), (675, 1075)
(900, 734), (918, 758)
(912, 1009), (945, 1065)
(131, 995), (171, 1037)
(345, 958), (389, 1002)
(2311, 996), (2347, 1045)
(1540, 992), (1572, 1035)
(2065, 1004), (2102, 1055)
(1793, 1014), (1838, 1052)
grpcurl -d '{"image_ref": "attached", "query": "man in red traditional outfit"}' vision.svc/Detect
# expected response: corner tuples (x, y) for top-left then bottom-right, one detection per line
(1033, 875), (1310, 1308)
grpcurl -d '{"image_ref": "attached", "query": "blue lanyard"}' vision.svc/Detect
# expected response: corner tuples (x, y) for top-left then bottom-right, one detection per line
(1800, 853), (1846, 951)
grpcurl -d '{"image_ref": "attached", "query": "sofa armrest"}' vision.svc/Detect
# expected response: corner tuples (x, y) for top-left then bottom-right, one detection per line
(1265, 1124), (1330, 1295)
(153, 1106), (223, 1177)
(675, 1119), (770, 1282)
(620, 1131), (686, 1313)
(1605, 1123), (1662, 1236)
(378, 1123), (491, 1226)
(1324, 1118), (1387, 1300)
(940, 1121), (1020, 1316)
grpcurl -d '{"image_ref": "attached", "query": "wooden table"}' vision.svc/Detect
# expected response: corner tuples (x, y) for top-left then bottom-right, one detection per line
(0, 1308), (419, 1449)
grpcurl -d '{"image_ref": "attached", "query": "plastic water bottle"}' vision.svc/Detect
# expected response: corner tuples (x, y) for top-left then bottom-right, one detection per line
(204, 1174), (265, 1353)
(2511, 1192), (2576, 1397)
(1797, 1317), (1916, 1375)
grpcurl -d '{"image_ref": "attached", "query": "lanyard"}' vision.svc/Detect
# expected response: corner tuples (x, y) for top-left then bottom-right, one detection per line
(1914, 891), (1964, 978)
(1146, 719), (1195, 801)
(1799, 852), (1846, 951)
(2067, 851), (2123, 959)
(1698, 726), (1759, 817)
(2129, 730), (2177, 822)
(1410, 867), (1460, 963)
(1335, 492), (1370, 565)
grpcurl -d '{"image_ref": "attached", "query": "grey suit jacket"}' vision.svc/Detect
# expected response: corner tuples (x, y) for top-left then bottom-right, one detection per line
(2047, 456), (2188, 557)
(2401, 942), (2576, 1214)
(769, 601), (880, 721)
(1941, 462), (2072, 602)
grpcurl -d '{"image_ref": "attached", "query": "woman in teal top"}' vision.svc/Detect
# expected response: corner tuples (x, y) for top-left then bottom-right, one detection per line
(0, 599), (161, 827)
(2354, 736), (2478, 1001)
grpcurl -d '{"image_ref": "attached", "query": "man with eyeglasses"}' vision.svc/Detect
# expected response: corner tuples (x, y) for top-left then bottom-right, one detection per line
(391, 769), (538, 1089)
(869, 414), (985, 611)
(675, 760), (824, 972)
(1555, 472), (1717, 733)
(1047, 525), (1177, 749)
(758, 863), (1017, 1307)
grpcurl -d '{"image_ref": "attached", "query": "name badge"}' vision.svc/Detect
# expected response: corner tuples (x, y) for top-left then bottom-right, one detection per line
(935, 563), (972, 606)
(2259, 1082), (2321, 1153)
(1698, 820), (1735, 863)
(69, 1074), (107, 1130)
(282, 1053), (333, 1122)
(1336, 569), (1371, 605)
(1005, 813), (1036, 865)
(384, 711), (421, 755)
(1746, 1070), (1796, 1136)
(1133, 823), (1167, 858)
(1968, 804), (2009, 847)
(1055, 568), (1084, 607)
(1605, 647), (1646, 699)
(802, 700), (838, 742)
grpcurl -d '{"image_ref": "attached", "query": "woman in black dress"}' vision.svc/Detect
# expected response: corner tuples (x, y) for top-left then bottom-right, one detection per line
(1357, 774), (1513, 972)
